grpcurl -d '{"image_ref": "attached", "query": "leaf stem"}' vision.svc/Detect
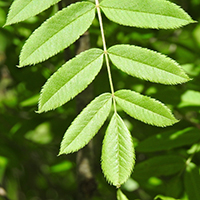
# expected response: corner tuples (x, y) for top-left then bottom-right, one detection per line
(95, 0), (117, 113)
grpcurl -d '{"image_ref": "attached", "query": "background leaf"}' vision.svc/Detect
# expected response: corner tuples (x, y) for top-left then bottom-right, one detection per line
(59, 93), (112, 155)
(100, 0), (194, 29)
(136, 127), (200, 152)
(108, 45), (189, 85)
(184, 163), (200, 200)
(102, 113), (135, 187)
(115, 90), (178, 127)
(133, 155), (185, 180)
(19, 2), (95, 67)
(38, 48), (104, 113)
(117, 189), (129, 200)
(154, 195), (179, 200)
(5, 0), (62, 26)
(178, 90), (200, 108)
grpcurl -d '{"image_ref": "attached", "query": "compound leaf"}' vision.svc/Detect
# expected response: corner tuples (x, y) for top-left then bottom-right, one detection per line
(5, 0), (62, 26)
(108, 45), (190, 85)
(19, 2), (95, 67)
(102, 113), (135, 187)
(117, 189), (129, 200)
(136, 127), (200, 152)
(100, 0), (195, 29)
(184, 163), (200, 200)
(59, 93), (112, 155)
(38, 48), (104, 113)
(115, 90), (178, 127)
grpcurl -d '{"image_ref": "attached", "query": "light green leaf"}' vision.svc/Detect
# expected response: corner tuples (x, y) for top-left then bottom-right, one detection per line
(108, 45), (190, 85)
(117, 189), (129, 200)
(59, 93), (112, 155)
(154, 195), (180, 200)
(184, 163), (200, 200)
(100, 0), (195, 29)
(19, 2), (95, 67)
(5, 0), (62, 26)
(102, 113), (135, 187)
(133, 155), (185, 180)
(178, 90), (200, 108)
(115, 90), (178, 127)
(136, 127), (200, 152)
(38, 48), (104, 113)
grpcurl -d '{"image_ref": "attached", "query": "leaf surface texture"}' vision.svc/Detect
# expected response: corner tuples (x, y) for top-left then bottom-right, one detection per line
(59, 93), (112, 154)
(38, 48), (104, 113)
(19, 2), (95, 66)
(102, 113), (135, 186)
(108, 45), (189, 85)
(100, 0), (194, 29)
(115, 90), (178, 127)
(5, 0), (62, 26)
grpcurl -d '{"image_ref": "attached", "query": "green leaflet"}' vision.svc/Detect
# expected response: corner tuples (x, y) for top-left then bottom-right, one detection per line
(154, 195), (179, 200)
(38, 48), (104, 113)
(108, 45), (190, 85)
(5, 0), (62, 26)
(115, 90), (178, 127)
(19, 2), (95, 67)
(102, 113), (135, 187)
(184, 163), (200, 200)
(117, 189), (129, 200)
(136, 127), (200, 152)
(59, 93), (112, 155)
(133, 155), (185, 180)
(100, 0), (195, 29)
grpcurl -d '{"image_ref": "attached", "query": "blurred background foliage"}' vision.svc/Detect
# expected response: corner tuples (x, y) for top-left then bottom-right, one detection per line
(0, 0), (200, 199)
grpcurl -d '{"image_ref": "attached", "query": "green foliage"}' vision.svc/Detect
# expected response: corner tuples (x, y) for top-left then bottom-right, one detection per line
(184, 163), (200, 199)
(5, 0), (62, 26)
(2, 0), (199, 199)
(115, 90), (178, 127)
(102, 113), (135, 186)
(136, 127), (200, 152)
(19, 2), (95, 66)
(154, 195), (179, 200)
(117, 189), (129, 200)
(108, 45), (190, 85)
(38, 48), (104, 112)
(133, 155), (185, 179)
(100, 0), (195, 29)
(59, 93), (112, 154)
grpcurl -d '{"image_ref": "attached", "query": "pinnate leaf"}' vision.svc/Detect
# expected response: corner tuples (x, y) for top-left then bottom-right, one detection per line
(136, 127), (200, 152)
(38, 48), (104, 113)
(108, 45), (189, 85)
(102, 113), (135, 187)
(117, 189), (129, 200)
(19, 2), (95, 67)
(115, 90), (178, 127)
(59, 93), (112, 155)
(184, 163), (200, 200)
(100, 0), (195, 29)
(5, 0), (62, 26)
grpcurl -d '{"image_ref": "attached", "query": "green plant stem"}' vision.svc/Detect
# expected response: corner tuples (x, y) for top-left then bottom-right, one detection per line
(95, 0), (117, 113)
